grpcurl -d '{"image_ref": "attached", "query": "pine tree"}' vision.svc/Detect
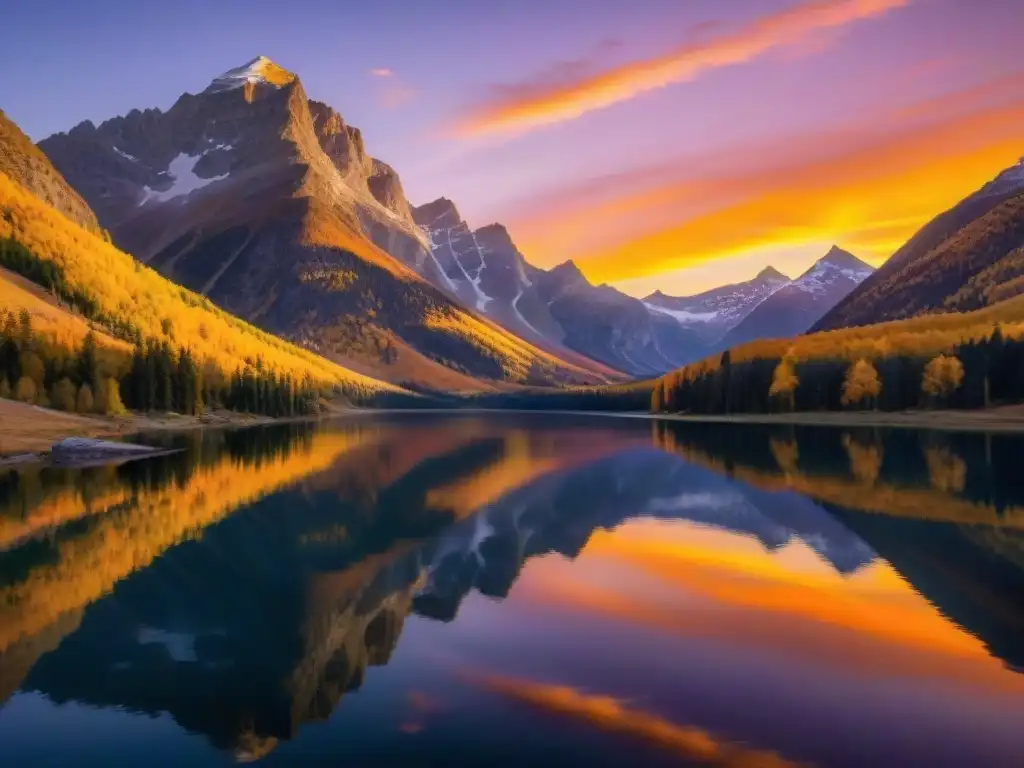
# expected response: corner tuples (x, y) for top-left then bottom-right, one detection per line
(76, 331), (99, 392)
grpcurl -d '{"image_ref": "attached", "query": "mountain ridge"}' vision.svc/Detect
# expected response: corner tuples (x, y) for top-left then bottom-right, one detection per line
(815, 158), (1024, 331)
(37, 57), (613, 390)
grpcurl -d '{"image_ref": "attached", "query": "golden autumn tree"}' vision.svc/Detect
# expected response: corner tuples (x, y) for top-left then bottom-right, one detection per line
(769, 360), (799, 411)
(922, 354), (964, 405)
(650, 380), (663, 413)
(842, 433), (882, 486)
(841, 359), (881, 408)
(51, 377), (77, 412)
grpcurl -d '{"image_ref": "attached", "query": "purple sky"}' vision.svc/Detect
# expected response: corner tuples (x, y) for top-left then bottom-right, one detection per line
(2, 0), (1022, 295)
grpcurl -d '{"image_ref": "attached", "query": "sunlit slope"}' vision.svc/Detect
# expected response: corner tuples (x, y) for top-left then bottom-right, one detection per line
(0, 430), (371, 654)
(0, 171), (396, 394)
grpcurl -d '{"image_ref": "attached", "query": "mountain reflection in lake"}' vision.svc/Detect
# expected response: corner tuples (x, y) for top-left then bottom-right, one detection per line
(2, 414), (1024, 767)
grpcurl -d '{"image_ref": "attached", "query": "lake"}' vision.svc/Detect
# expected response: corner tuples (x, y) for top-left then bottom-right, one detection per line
(2, 413), (1023, 767)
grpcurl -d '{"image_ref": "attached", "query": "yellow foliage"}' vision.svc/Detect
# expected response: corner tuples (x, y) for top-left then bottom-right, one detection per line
(19, 350), (43, 386)
(423, 307), (576, 382)
(843, 434), (883, 486)
(925, 446), (967, 493)
(769, 437), (799, 476)
(841, 359), (881, 407)
(0, 171), (395, 395)
(0, 430), (372, 653)
(51, 377), (76, 412)
(100, 377), (127, 416)
(14, 375), (35, 403)
(922, 354), (964, 397)
(76, 382), (94, 414)
(768, 360), (798, 410)
(659, 290), (1024, 393)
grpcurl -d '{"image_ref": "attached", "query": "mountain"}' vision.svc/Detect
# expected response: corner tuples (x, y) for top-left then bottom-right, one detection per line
(719, 246), (873, 347)
(816, 158), (1024, 331)
(0, 109), (100, 233)
(413, 199), (704, 376)
(0, 111), (390, 399)
(37, 57), (611, 390)
(644, 266), (791, 345)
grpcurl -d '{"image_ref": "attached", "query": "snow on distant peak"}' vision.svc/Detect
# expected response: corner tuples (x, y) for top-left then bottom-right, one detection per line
(979, 157), (1024, 198)
(206, 56), (296, 93)
(795, 254), (872, 295)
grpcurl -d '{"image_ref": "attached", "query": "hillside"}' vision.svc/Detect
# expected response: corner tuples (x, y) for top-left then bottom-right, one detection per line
(817, 159), (1024, 330)
(0, 110), (99, 234)
(0, 169), (396, 398)
(37, 57), (611, 390)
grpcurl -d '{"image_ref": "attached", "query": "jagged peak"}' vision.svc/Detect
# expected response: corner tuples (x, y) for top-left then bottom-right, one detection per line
(206, 56), (297, 93)
(550, 259), (588, 285)
(819, 245), (870, 270)
(756, 266), (790, 282)
(411, 197), (462, 227)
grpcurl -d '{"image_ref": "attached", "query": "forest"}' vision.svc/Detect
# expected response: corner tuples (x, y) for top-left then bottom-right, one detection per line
(0, 307), (320, 418)
(651, 325), (1024, 415)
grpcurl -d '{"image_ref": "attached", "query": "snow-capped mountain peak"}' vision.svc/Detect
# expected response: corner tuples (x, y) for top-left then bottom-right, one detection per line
(978, 157), (1024, 199)
(642, 265), (791, 341)
(206, 56), (296, 93)
(794, 246), (873, 295)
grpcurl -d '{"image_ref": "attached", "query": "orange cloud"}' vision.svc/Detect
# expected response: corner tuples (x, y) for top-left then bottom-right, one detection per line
(454, 0), (913, 137)
(507, 92), (1024, 285)
(471, 674), (805, 767)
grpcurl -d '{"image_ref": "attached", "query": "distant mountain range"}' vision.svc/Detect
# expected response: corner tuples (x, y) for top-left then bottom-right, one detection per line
(816, 158), (1024, 331)
(412, 197), (703, 376)
(720, 246), (873, 347)
(642, 247), (873, 356)
(645, 266), (791, 345)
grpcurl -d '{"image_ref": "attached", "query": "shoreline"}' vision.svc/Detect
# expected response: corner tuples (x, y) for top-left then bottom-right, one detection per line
(0, 399), (330, 465)
(339, 405), (1024, 434)
(626, 407), (1024, 434)
(6, 397), (1024, 467)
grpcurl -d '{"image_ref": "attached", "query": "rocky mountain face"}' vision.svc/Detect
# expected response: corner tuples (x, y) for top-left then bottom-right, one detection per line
(720, 246), (873, 347)
(0, 109), (100, 233)
(816, 158), (1024, 331)
(644, 266), (790, 346)
(37, 57), (609, 389)
(413, 199), (705, 376)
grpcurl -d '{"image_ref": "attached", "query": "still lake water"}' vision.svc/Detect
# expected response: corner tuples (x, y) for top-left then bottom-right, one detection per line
(2, 413), (1024, 767)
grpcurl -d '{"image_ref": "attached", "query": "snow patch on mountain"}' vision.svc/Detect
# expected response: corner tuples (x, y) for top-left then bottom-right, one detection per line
(644, 302), (721, 324)
(794, 258), (873, 295)
(113, 146), (138, 163)
(139, 153), (228, 205)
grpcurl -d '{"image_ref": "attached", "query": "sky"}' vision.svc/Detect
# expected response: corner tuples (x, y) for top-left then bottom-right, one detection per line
(2, 0), (1023, 296)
